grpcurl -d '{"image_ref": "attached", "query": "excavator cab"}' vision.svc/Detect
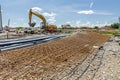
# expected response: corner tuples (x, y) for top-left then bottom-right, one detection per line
(40, 22), (47, 29)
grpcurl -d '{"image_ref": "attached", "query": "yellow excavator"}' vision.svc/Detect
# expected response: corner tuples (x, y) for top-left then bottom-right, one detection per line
(29, 9), (57, 32)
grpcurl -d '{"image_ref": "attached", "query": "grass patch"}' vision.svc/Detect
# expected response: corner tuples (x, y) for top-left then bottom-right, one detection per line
(99, 31), (119, 35)
(113, 32), (120, 36)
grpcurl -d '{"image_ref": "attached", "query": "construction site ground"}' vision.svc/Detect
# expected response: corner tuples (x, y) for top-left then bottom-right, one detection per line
(0, 32), (120, 80)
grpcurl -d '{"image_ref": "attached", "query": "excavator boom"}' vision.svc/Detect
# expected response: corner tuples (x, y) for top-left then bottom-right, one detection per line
(29, 9), (47, 27)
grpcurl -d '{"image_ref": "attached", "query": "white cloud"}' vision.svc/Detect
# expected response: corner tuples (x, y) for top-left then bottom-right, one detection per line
(77, 10), (94, 14)
(104, 22), (111, 26)
(77, 21), (92, 27)
(43, 12), (56, 17)
(31, 7), (42, 12)
(22, 23), (28, 27)
(76, 21), (81, 26)
(13, 22), (17, 25)
(77, 10), (113, 15)
(47, 16), (56, 23)
(86, 21), (91, 25)
(43, 12), (56, 23)
(9, 22), (17, 27)
(66, 21), (71, 24)
(90, 2), (94, 8)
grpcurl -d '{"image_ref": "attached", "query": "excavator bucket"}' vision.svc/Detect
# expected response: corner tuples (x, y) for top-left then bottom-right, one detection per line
(29, 22), (36, 27)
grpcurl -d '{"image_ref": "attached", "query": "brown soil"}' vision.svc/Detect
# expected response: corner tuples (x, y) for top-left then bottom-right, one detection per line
(0, 32), (110, 79)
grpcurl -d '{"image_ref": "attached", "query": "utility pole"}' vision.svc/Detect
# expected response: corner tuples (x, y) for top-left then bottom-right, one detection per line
(119, 17), (120, 32)
(8, 19), (10, 27)
(0, 5), (3, 31)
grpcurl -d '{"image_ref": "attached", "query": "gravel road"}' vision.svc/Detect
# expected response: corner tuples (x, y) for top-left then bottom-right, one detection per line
(93, 36), (120, 80)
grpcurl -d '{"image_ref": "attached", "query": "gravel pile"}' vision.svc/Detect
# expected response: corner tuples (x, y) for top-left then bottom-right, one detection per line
(93, 36), (120, 80)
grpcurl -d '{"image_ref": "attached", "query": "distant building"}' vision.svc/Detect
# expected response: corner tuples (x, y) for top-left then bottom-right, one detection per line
(61, 24), (71, 29)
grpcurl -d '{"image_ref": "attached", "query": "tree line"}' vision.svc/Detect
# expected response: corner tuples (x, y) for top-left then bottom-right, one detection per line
(111, 23), (119, 29)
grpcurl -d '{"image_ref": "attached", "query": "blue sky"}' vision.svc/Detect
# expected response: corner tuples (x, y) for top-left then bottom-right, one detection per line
(0, 0), (120, 27)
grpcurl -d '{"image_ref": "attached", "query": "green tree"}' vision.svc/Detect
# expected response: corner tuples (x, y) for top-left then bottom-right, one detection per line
(16, 27), (23, 30)
(93, 26), (99, 29)
(111, 23), (119, 29)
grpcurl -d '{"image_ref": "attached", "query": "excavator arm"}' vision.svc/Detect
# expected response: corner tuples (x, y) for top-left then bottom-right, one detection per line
(29, 9), (47, 27)
(28, 9), (57, 32)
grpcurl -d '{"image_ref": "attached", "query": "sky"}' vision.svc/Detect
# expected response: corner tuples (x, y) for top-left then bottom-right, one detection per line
(0, 0), (120, 27)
